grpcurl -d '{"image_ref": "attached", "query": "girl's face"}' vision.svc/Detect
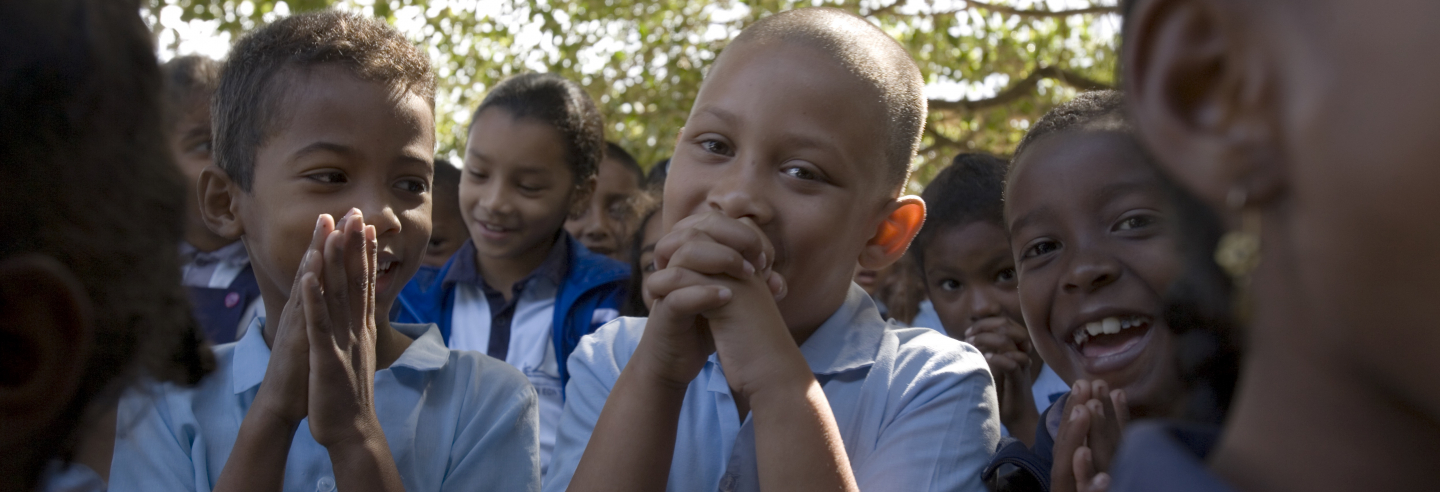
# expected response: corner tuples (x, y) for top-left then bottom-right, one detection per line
(460, 108), (582, 262)
(1005, 131), (1183, 415)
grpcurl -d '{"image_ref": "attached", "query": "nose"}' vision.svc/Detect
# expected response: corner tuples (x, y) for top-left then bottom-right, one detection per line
(705, 154), (774, 223)
(477, 181), (515, 217)
(357, 195), (402, 238)
(1061, 251), (1120, 294)
(581, 206), (612, 242)
(964, 287), (1005, 324)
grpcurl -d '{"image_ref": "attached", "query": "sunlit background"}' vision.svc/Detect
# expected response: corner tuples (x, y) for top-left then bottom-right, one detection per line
(142, 0), (1119, 190)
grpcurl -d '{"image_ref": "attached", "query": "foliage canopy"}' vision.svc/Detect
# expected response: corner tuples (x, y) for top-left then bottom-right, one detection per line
(144, 0), (1118, 189)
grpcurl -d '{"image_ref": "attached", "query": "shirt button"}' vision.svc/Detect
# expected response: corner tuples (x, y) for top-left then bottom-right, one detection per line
(317, 476), (336, 492)
(718, 474), (737, 492)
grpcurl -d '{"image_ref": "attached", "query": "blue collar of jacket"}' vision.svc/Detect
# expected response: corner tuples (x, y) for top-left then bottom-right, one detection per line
(440, 234), (568, 292)
(392, 231), (630, 391)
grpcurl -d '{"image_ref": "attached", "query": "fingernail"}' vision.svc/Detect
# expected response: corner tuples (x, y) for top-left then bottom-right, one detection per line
(717, 287), (733, 301)
(743, 260), (755, 275)
(1072, 406), (1084, 418)
(316, 215), (325, 230)
(758, 252), (768, 270)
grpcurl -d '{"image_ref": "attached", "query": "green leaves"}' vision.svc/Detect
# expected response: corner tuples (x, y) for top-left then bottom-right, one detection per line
(143, 0), (1117, 187)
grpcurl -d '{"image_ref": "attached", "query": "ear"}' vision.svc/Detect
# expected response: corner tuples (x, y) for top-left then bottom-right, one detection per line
(858, 196), (926, 270)
(0, 254), (93, 449)
(568, 175), (598, 220)
(197, 165), (245, 239)
(1123, 0), (1287, 208)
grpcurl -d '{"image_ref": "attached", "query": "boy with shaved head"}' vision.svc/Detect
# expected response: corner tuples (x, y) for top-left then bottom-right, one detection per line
(546, 8), (999, 492)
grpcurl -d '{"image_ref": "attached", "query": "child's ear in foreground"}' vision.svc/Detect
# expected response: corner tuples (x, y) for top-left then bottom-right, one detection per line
(197, 165), (245, 240)
(0, 255), (92, 441)
(858, 196), (926, 271)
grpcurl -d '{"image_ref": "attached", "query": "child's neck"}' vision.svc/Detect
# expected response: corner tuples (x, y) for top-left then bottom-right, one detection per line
(260, 300), (412, 370)
(476, 233), (559, 301)
(1210, 259), (1440, 492)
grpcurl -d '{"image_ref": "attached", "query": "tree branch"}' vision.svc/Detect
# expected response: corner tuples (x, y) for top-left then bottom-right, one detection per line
(939, 0), (1119, 18)
(928, 65), (1112, 113)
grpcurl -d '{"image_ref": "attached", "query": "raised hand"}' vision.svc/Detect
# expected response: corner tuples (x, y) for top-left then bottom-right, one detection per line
(965, 317), (1039, 445)
(250, 213), (335, 427)
(299, 209), (383, 447)
(640, 210), (785, 390)
(1051, 380), (1128, 492)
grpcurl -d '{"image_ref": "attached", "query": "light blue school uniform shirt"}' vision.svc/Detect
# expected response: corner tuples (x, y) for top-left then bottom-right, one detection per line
(110, 317), (542, 492)
(544, 283), (1001, 492)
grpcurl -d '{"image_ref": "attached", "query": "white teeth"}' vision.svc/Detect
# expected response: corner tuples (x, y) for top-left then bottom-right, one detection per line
(1072, 316), (1151, 347)
(483, 223), (504, 232)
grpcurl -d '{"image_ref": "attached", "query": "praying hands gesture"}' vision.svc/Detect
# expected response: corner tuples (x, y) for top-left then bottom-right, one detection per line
(570, 209), (859, 492)
(965, 317), (1040, 446)
(215, 210), (403, 492)
(1051, 380), (1129, 492)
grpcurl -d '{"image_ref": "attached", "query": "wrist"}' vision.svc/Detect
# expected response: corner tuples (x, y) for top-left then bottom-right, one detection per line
(629, 347), (702, 393)
(320, 412), (385, 453)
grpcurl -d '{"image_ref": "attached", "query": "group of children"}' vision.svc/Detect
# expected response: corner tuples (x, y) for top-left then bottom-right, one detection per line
(7, 1), (1440, 492)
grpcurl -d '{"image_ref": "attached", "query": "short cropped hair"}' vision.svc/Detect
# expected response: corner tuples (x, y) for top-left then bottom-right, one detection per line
(214, 10), (435, 191)
(471, 73), (605, 185)
(912, 153), (1009, 270)
(1012, 90), (1129, 163)
(726, 8), (927, 190)
(605, 141), (644, 186)
(1, 0), (210, 486)
(160, 55), (221, 128)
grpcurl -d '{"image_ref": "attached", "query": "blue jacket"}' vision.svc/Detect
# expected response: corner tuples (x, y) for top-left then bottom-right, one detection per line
(392, 233), (630, 390)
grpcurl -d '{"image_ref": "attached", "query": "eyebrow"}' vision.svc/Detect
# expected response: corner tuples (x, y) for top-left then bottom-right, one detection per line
(291, 141), (359, 161)
(697, 106), (740, 126)
(1093, 180), (1156, 206)
(1008, 206), (1055, 236)
(182, 126), (211, 141)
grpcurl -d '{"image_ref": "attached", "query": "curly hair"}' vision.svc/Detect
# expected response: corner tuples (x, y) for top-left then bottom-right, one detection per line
(214, 10), (435, 191)
(912, 153), (1009, 271)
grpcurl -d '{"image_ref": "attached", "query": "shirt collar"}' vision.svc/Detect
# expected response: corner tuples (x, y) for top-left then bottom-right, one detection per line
(443, 234), (570, 291)
(179, 240), (250, 267)
(1111, 421), (1234, 492)
(797, 282), (888, 375)
(230, 318), (450, 395)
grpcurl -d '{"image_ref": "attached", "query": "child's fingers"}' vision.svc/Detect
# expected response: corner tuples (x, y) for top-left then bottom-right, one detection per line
(765, 270), (787, 301)
(1050, 404), (1091, 492)
(362, 224), (376, 331)
(1071, 380), (1093, 406)
(666, 240), (756, 280)
(652, 285), (734, 320)
(1110, 389), (1130, 428)
(1072, 446), (1107, 492)
(1082, 473), (1112, 492)
(1084, 398), (1119, 472)
(301, 272), (332, 341)
(657, 212), (771, 274)
(340, 211), (369, 328)
(965, 331), (1022, 354)
(984, 351), (1023, 374)
(646, 266), (728, 301)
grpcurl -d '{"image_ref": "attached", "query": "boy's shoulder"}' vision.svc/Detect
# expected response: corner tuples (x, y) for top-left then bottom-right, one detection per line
(392, 322), (534, 398)
(570, 316), (649, 371)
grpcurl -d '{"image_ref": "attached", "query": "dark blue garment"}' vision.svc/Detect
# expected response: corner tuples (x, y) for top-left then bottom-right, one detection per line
(186, 264), (260, 344)
(392, 232), (628, 391)
(442, 235), (569, 360)
(983, 392), (1068, 492)
(1110, 421), (1234, 492)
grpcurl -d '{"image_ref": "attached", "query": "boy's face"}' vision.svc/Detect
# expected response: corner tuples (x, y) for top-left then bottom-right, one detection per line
(461, 108), (579, 261)
(170, 100), (219, 239)
(236, 66), (434, 312)
(1005, 131), (1181, 411)
(922, 221), (1023, 340)
(565, 156), (640, 259)
(1128, 0), (1440, 419)
(666, 41), (896, 331)
(423, 175), (466, 267)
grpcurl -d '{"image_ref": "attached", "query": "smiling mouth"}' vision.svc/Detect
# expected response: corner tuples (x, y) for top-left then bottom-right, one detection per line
(1066, 314), (1156, 372)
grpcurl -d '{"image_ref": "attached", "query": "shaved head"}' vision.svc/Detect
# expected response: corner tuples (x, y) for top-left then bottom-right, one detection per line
(717, 8), (926, 190)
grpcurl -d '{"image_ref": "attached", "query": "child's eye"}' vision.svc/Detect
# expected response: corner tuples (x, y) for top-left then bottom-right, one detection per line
(395, 178), (428, 194)
(188, 140), (212, 154)
(939, 279), (962, 291)
(307, 171), (347, 184)
(1114, 213), (1160, 232)
(995, 268), (1017, 284)
(1022, 239), (1060, 259)
(518, 183), (545, 193)
(607, 200), (632, 220)
(699, 139), (732, 156)
(467, 169), (487, 181)
(782, 166), (821, 181)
